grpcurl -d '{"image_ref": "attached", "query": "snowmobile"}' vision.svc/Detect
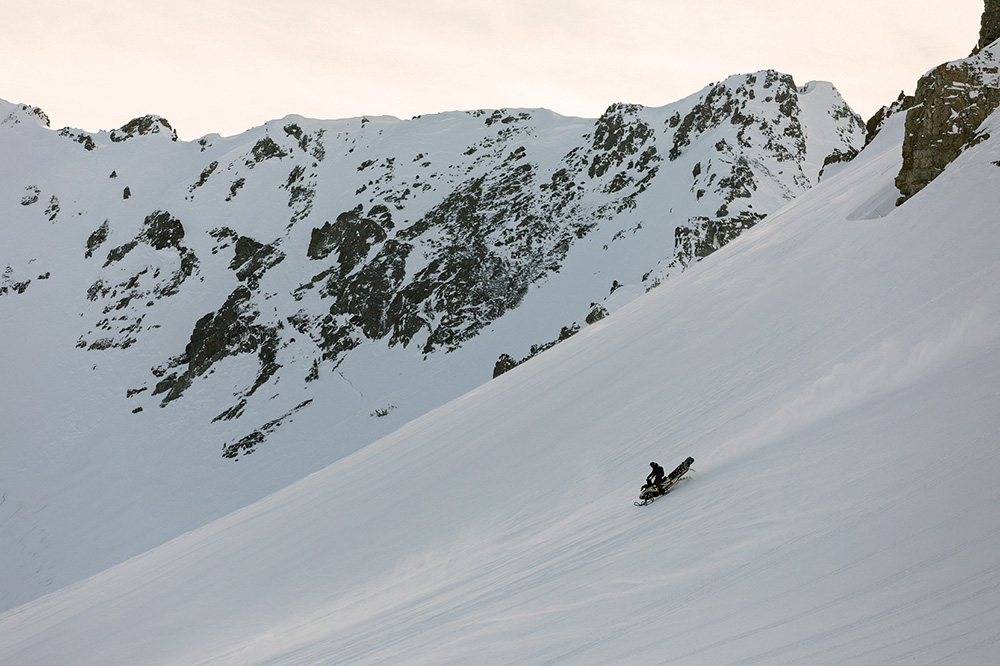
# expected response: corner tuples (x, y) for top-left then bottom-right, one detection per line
(635, 456), (694, 506)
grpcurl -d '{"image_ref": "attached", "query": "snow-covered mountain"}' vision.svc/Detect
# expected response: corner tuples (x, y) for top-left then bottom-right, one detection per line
(0, 71), (864, 611)
(3, 34), (1000, 662)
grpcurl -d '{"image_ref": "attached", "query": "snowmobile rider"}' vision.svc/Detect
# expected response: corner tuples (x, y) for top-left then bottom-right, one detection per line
(646, 461), (666, 490)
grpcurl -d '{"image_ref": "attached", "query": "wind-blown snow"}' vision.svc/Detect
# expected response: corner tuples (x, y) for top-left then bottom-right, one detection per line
(1, 98), (999, 665)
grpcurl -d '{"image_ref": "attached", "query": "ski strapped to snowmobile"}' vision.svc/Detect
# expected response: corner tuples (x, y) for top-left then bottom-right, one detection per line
(635, 457), (694, 506)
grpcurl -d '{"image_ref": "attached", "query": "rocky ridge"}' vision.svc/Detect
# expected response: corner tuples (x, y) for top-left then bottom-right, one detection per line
(0, 74), (863, 611)
(2, 72), (865, 460)
(894, 4), (1000, 202)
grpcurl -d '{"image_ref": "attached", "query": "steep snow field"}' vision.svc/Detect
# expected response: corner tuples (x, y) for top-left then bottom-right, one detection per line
(3, 109), (1000, 664)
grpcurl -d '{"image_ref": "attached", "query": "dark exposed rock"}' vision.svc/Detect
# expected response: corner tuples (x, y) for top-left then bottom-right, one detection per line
(673, 211), (765, 268)
(819, 147), (860, 178)
(395, 177), (547, 354)
(110, 115), (177, 142)
(85, 212), (199, 350)
(588, 103), (658, 186)
(1, 265), (31, 296)
(20, 186), (40, 205)
(152, 286), (281, 406)
(493, 353), (517, 378)
(190, 161), (218, 191)
(4, 103), (50, 127)
(222, 399), (313, 459)
(185, 287), (263, 376)
(329, 238), (412, 341)
(864, 92), (915, 146)
(896, 44), (1000, 204)
(282, 164), (318, 225)
(226, 178), (246, 201)
(231, 236), (264, 267)
(297, 158), (585, 363)
(307, 205), (391, 268)
(585, 304), (609, 325)
(979, 0), (1000, 50)
(103, 240), (139, 266)
(492, 323), (581, 378)
(670, 70), (805, 166)
(58, 129), (96, 150)
(44, 196), (60, 222)
(230, 236), (285, 289)
(248, 137), (288, 164)
(85, 220), (110, 258)
(141, 210), (185, 250)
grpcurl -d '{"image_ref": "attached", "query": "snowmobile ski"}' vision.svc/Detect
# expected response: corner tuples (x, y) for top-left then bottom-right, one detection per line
(633, 476), (690, 505)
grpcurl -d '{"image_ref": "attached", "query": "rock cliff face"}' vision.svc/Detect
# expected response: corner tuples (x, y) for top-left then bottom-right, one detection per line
(864, 92), (914, 146)
(979, 0), (1000, 50)
(895, 42), (1000, 203)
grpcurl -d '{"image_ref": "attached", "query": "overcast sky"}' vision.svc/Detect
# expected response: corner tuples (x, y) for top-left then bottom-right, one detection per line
(1, 1), (985, 140)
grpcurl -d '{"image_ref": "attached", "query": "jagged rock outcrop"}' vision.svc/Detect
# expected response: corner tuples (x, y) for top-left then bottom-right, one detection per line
(864, 92), (914, 146)
(895, 42), (1000, 203)
(896, 2), (1000, 203)
(110, 115), (177, 142)
(229, 235), (285, 290)
(979, 0), (1000, 50)
(152, 285), (281, 408)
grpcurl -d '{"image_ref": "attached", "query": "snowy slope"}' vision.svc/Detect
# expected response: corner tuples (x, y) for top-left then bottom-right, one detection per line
(2, 96), (999, 665)
(0, 73), (865, 612)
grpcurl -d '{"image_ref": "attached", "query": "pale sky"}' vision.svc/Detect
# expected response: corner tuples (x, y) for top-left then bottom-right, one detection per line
(0, 1), (986, 140)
